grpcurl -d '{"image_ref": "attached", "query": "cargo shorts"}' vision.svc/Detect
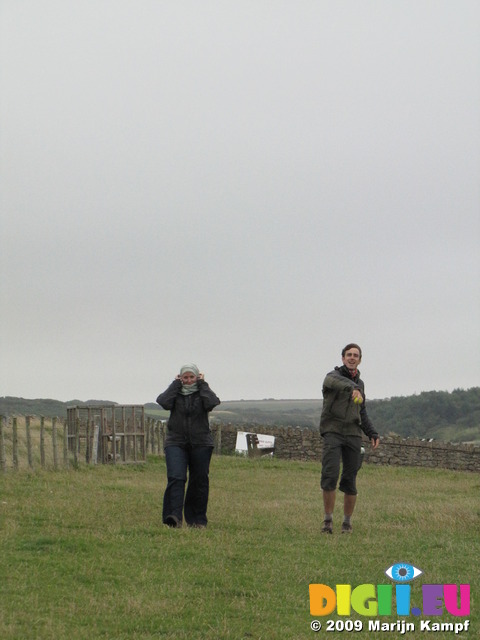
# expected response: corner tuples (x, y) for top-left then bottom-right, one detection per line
(320, 432), (362, 495)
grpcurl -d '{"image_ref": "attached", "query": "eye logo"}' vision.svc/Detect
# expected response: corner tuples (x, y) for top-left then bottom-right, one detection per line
(385, 563), (423, 582)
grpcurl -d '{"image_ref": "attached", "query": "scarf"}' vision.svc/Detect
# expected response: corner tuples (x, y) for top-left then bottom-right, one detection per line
(338, 365), (359, 381)
(179, 363), (200, 395)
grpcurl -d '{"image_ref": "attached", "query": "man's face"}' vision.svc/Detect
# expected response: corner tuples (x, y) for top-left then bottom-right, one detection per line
(342, 348), (361, 371)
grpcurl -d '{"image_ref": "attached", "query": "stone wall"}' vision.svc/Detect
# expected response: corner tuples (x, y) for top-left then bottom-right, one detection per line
(211, 424), (480, 473)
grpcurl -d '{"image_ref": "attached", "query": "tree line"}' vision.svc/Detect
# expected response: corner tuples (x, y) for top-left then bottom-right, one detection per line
(368, 387), (480, 443)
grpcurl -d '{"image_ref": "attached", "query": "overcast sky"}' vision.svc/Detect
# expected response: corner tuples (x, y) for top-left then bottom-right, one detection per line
(1, 1), (479, 405)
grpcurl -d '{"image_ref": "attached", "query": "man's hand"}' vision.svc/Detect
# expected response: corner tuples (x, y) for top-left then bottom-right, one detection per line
(352, 389), (363, 403)
(371, 437), (380, 450)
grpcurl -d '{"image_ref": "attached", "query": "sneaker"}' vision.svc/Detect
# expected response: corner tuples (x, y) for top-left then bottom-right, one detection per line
(341, 522), (353, 534)
(321, 519), (333, 534)
(165, 515), (182, 528)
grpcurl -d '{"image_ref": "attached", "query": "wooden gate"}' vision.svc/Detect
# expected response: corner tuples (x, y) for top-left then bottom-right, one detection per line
(66, 405), (146, 464)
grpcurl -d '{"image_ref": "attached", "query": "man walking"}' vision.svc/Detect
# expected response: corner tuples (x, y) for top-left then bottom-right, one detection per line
(320, 343), (380, 534)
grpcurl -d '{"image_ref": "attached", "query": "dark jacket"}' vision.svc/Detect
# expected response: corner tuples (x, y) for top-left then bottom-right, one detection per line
(156, 379), (221, 448)
(320, 366), (378, 439)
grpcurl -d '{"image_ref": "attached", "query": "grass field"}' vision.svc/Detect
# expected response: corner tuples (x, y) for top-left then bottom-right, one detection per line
(0, 456), (478, 639)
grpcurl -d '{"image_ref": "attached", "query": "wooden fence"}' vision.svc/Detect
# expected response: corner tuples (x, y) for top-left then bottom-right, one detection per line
(4, 418), (476, 473)
(0, 415), (167, 472)
(66, 405), (148, 465)
(0, 416), (69, 471)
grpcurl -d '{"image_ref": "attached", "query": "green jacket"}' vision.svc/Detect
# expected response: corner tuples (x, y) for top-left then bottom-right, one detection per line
(320, 366), (378, 439)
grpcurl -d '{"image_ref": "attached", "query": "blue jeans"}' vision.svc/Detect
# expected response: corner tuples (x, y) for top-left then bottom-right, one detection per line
(163, 445), (213, 526)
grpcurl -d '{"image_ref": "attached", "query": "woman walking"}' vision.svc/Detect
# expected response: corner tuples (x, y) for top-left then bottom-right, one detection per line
(156, 364), (220, 528)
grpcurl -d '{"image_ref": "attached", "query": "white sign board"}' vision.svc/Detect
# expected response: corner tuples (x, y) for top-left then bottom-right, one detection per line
(235, 431), (275, 457)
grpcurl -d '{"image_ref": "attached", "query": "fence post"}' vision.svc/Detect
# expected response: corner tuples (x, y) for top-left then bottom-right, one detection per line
(214, 424), (222, 455)
(111, 413), (117, 464)
(0, 416), (6, 472)
(145, 417), (150, 451)
(92, 425), (99, 464)
(132, 405), (137, 463)
(141, 406), (146, 461)
(12, 417), (19, 470)
(150, 418), (154, 453)
(26, 416), (33, 469)
(86, 420), (91, 463)
(40, 417), (46, 468)
(161, 421), (165, 454)
(155, 420), (160, 454)
(162, 421), (166, 453)
(52, 417), (58, 470)
(154, 420), (160, 454)
(74, 417), (79, 466)
(63, 421), (69, 469)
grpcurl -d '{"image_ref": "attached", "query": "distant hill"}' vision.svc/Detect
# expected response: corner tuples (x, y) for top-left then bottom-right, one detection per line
(211, 398), (322, 429)
(2, 387), (479, 444)
(0, 397), (118, 418)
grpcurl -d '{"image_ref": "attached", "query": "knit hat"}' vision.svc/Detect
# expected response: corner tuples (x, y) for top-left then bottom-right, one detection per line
(179, 363), (200, 377)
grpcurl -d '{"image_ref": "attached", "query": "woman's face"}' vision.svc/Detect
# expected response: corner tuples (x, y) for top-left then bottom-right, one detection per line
(180, 371), (197, 385)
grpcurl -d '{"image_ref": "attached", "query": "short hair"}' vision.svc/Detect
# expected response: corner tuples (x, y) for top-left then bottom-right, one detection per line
(342, 343), (362, 358)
